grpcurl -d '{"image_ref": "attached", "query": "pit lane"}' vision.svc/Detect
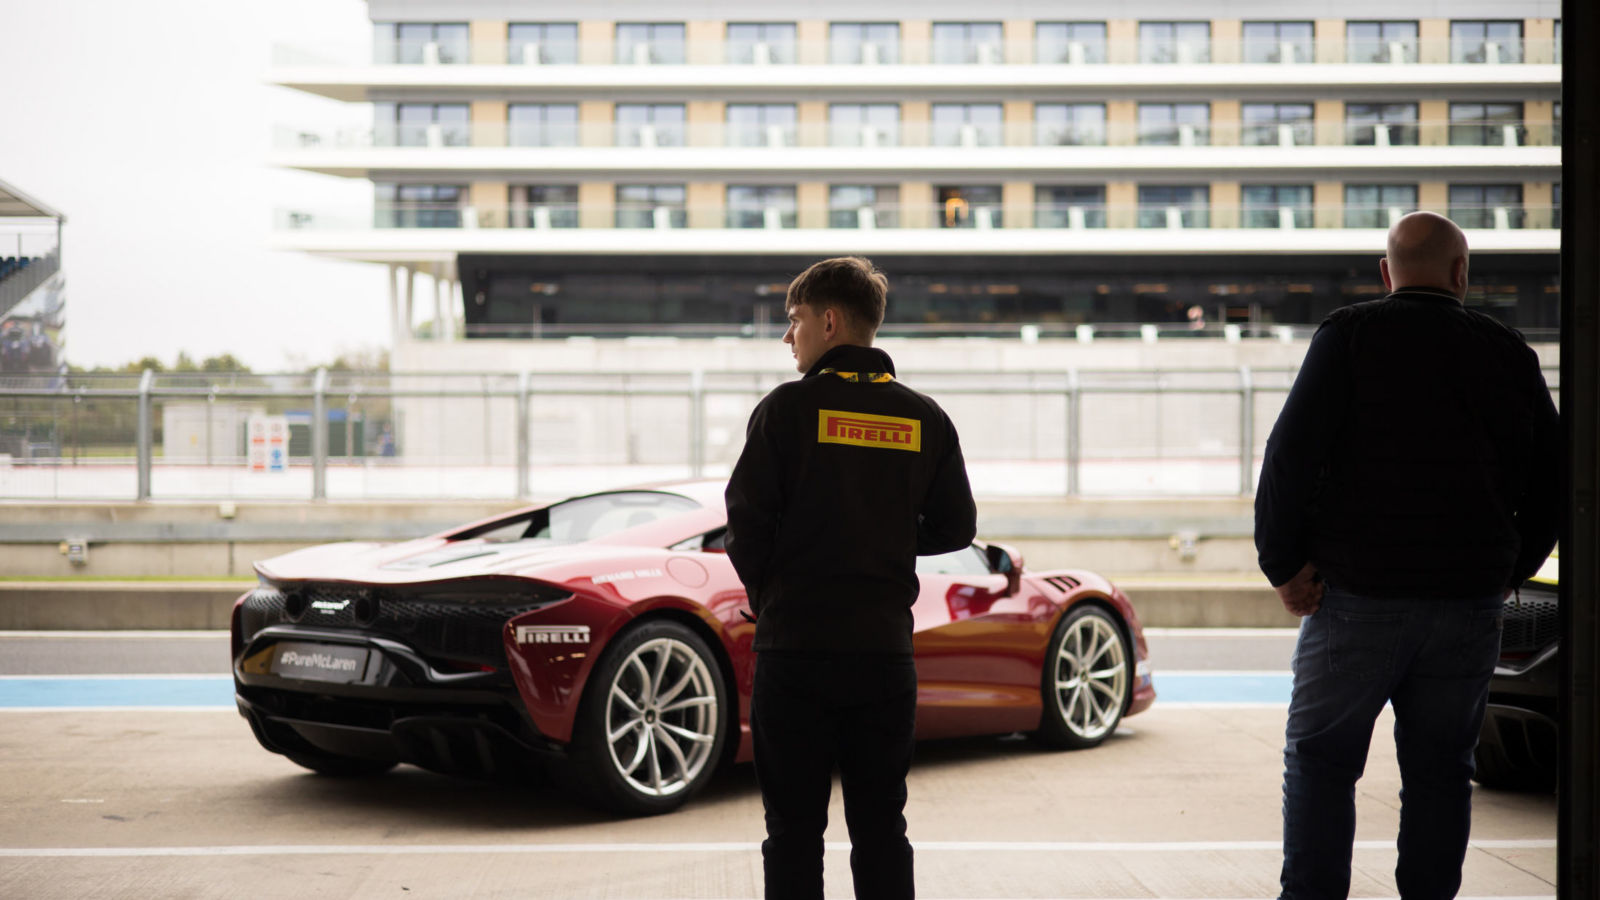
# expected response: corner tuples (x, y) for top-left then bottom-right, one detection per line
(0, 631), (1557, 899)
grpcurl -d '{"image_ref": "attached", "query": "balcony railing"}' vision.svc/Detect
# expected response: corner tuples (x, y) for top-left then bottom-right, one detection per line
(273, 37), (1561, 68)
(273, 119), (1562, 151)
(276, 203), (1562, 233)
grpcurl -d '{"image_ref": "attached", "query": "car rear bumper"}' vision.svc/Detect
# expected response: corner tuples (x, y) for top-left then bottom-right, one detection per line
(235, 626), (564, 777)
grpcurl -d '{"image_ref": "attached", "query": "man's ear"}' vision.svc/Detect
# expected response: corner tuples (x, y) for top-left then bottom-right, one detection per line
(1379, 257), (1393, 292)
(822, 307), (838, 339)
(1452, 256), (1469, 296)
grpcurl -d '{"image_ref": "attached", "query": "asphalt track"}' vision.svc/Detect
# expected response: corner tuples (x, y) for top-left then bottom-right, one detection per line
(0, 630), (1557, 899)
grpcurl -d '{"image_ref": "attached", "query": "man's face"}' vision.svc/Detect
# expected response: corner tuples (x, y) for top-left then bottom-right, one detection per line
(783, 301), (831, 373)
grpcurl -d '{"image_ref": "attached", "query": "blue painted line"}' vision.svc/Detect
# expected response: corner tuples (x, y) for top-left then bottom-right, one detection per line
(1156, 673), (1293, 705)
(0, 673), (1295, 709)
(0, 677), (234, 708)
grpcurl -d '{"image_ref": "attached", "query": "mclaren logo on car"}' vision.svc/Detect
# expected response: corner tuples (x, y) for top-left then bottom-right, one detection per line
(516, 624), (591, 645)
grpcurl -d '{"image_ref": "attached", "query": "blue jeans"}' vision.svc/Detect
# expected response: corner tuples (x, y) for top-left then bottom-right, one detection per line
(1279, 585), (1504, 900)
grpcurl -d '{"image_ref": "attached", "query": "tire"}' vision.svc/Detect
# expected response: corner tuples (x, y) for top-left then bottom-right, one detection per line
(283, 749), (398, 777)
(564, 619), (729, 815)
(1032, 604), (1132, 750)
(1473, 737), (1558, 793)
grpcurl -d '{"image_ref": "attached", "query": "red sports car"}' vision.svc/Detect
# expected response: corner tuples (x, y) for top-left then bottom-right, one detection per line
(232, 481), (1156, 815)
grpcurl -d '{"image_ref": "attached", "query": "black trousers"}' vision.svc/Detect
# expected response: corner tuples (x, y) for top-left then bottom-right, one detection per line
(751, 652), (918, 900)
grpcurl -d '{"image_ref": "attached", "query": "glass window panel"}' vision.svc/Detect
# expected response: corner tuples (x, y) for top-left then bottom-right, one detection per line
(1036, 103), (1106, 146)
(1346, 20), (1417, 62)
(1452, 20), (1522, 63)
(1035, 186), (1106, 228)
(1137, 185), (1209, 228)
(1138, 103), (1210, 145)
(829, 103), (900, 146)
(828, 185), (900, 228)
(508, 23), (578, 64)
(1344, 184), (1416, 227)
(727, 23), (796, 64)
(936, 185), (1004, 228)
(1037, 22), (1107, 64)
(830, 23), (900, 64)
(1243, 21), (1313, 63)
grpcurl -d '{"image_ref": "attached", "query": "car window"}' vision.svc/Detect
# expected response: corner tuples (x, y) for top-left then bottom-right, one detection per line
(670, 527), (728, 553)
(467, 491), (700, 544)
(915, 545), (992, 576)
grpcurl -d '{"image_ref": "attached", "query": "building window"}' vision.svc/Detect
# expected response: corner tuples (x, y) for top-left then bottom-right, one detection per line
(726, 186), (797, 229)
(829, 185), (900, 228)
(511, 185), (578, 228)
(726, 104), (797, 147)
(931, 104), (1004, 147)
(1344, 102), (1419, 146)
(1241, 103), (1313, 146)
(1035, 186), (1106, 228)
(615, 104), (686, 147)
(727, 23), (796, 64)
(1449, 102), (1525, 146)
(829, 103), (900, 146)
(1137, 103), (1211, 146)
(1451, 20), (1523, 64)
(1448, 184), (1524, 229)
(1554, 182), (1561, 228)
(1554, 20), (1562, 64)
(507, 23), (578, 64)
(1035, 103), (1106, 146)
(616, 184), (687, 228)
(936, 186), (1003, 228)
(1242, 21), (1314, 63)
(830, 23), (900, 64)
(1554, 101), (1562, 145)
(1137, 185), (1209, 228)
(375, 183), (464, 228)
(1138, 22), (1210, 64)
(1036, 22), (1107, 64)
(1346, 21), (1418, 63)
(1241, 185), (1313, 228)
(1344, 184), (1417, 228)
(373, 23), (468, 65)
(374, 102), (469, 147)
(931, 22), (1004, 64)
(508, 104), (578, 147)
(616, 23), (685, 65)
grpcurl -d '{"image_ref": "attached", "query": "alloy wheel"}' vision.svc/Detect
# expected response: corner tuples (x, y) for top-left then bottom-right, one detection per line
(603, 636), (720, 797)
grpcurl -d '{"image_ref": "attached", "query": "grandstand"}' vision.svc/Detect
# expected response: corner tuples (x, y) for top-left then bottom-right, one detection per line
(0, 179), (66, 376)
(265, 0), (1561, 374)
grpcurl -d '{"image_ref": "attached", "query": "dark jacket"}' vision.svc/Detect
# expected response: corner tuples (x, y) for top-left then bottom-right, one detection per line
(725, 344), (978, 654)
(1255, 287), (1561, 599)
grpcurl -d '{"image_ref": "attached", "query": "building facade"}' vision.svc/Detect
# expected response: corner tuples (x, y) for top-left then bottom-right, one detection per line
(267, 0), (1561, 363)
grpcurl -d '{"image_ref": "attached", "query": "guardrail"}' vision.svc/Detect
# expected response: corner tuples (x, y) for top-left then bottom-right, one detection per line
(0, 366), (1560, 502)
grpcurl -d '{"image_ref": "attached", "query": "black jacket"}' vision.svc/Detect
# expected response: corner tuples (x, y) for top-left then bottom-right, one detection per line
(1255, 287), (1561, 598)
(725, 344), (978, 654)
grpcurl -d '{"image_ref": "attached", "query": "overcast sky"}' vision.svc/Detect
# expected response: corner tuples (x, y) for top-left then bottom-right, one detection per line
(0, 0), (388, 371)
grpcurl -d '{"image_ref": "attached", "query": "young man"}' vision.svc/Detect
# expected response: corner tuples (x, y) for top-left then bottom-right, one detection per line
(1256, 212), (1561, 899)
(725, 256), (977, 900)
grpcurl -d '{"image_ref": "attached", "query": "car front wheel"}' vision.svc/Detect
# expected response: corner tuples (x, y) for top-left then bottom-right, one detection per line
(566, 620), (728, 815)
(1032, 604), (1131, 750)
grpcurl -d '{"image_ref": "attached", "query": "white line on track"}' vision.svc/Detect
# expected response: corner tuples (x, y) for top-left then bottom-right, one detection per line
(0, 630), (230, 639)
(1143, 628), (1300, 637)
(1158, 670), (1293, 677)
(0, 839), (1554, 858)
(0, 674), (227, 680)
(0, 706), (235, 713)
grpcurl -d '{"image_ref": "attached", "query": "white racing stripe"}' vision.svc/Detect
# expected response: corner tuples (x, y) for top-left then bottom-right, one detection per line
(0, 839), (1554, 858)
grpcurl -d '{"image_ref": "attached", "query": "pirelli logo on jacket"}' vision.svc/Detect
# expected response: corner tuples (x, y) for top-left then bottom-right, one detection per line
(817, 409), (921, 452)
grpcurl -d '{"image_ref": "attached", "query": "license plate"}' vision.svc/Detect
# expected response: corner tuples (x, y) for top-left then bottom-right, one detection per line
(270, 641), (370, 684)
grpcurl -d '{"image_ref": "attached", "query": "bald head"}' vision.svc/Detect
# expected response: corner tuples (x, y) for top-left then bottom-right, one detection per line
(1381, 211), (1470, 299)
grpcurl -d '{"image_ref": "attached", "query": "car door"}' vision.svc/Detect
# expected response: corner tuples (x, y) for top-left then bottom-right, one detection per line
(911, 544), (1052, 739)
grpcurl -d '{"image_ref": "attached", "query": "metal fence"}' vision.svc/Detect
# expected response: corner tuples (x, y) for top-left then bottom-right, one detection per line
(0, 366), (1560, 501)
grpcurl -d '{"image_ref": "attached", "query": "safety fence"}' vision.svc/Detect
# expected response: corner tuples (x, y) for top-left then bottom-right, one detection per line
(0, 366), (1559, 501)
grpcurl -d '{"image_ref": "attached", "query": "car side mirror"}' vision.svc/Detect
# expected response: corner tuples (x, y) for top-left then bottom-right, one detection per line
(984, 543), (1024, 597)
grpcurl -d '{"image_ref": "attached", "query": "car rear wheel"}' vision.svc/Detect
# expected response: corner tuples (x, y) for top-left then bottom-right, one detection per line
(1032, 604), (1130, 750)
(566, 620), (728, 815)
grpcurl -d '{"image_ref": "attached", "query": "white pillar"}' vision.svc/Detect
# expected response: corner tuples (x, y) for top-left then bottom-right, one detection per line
(386, 263), (400, 346)
(403, 264), (416, 341)
(431, 262), (444, 341)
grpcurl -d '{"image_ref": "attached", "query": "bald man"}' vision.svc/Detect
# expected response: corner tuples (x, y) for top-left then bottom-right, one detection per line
(1255, 212), (1560, 900)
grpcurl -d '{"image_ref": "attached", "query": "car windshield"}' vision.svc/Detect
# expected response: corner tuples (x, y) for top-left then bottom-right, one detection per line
(474, 491), (701, 544)
(916, 545), (992, 576)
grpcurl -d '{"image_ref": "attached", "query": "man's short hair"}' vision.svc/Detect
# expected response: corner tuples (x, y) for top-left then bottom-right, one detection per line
(786, 256), (888, 336)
